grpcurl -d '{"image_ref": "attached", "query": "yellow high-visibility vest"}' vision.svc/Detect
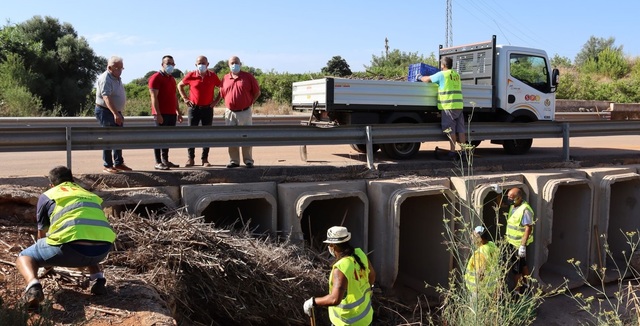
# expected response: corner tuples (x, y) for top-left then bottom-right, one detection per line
(437, 70), (463, 111)
(506, 202), (534, 247)
(465, 241), (498, 292)
(44, 182), (115, 245)
(328, 248), (373, 326)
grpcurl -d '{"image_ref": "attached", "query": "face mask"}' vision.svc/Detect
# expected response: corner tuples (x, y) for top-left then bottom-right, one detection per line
(165, 65), (175, 74)
(231, 64), (241, 74)
(507, 198), (515, 205)
(197, 64), (207, 73)
(328, 246), (336, 257)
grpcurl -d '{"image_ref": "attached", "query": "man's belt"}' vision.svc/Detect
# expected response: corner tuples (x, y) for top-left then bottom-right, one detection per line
(230, 107), (251, 112)
(192, 105), (212, 109)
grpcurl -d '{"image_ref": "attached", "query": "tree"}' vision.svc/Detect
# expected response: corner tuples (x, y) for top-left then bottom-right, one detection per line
(365, 48), (437, 78)
(574, 36), (622, 67)
(321, 56), (352, 77)
(0, 16), (105, 116)
(550, 54), (572, 68)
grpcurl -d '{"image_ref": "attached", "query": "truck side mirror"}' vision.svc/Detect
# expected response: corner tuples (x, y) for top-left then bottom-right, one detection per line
(550, 68), (560, 93)
(552, 68), (560, 86)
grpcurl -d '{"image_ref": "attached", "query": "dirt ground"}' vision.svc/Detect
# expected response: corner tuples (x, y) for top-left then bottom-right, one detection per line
(0, 184), (637, 326)
(0, 202), (176, 326)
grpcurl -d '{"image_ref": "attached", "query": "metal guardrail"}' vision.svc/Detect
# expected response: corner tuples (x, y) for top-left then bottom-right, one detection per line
(0, 112), (606, 127)
(0, 115), (305, 127)
(1, 120), (639, 170)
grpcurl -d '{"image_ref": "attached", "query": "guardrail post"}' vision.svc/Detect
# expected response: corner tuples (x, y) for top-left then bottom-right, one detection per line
(66, 127), (72, 169)
(562, 123), (570, 161)
(366, 126), (374, 170)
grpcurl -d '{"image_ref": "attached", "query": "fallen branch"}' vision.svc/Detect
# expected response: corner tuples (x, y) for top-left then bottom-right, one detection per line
(0, 259), (16, 267)
(89, 306), (129, 317)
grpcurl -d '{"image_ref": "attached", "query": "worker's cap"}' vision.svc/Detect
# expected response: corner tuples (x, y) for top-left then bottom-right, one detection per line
(323, 226), (351, 244)
(473, 225), (486, 235)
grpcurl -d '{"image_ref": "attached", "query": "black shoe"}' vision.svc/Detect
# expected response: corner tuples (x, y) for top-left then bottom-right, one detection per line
(23, 283), (44, 308)
(245, 162), (254, 168)
(154, 163), (170, 170)
(226, 162), (240, 168)
(163, 161), (179, 168)
(91, 278), (107, 295)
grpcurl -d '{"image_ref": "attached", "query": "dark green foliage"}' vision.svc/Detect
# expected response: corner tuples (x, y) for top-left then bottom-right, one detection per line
(365, 49), (437, 78)
(0, 16), (105, 116)
(321, 56), (352, 77)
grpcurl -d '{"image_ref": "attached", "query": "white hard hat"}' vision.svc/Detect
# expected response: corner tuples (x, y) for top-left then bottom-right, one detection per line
(474, 225), (486, 235)
(323, 226), (351, 244)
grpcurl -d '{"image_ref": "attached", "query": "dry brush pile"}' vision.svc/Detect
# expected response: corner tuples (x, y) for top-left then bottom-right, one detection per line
(105, 209), (328, 326)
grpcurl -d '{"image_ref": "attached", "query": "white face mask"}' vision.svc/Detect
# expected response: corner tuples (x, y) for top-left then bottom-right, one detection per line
(328, 246), (336, 257)
(197, 64), (207, 73)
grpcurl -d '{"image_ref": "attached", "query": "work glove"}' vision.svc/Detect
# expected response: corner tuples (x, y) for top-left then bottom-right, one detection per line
(416, 74), (423, 82)
(303, 297), (314, 316)
(518, 245), (526, 258)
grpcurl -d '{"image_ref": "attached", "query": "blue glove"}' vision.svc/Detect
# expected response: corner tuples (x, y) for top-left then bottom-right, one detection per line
(416, 74), (423, 82)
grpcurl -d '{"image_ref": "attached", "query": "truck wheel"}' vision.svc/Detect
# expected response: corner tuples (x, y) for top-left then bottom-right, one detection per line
(350, 144), (380, 153)
(502, 139), (533, 155)
(382, 142), (421, 159)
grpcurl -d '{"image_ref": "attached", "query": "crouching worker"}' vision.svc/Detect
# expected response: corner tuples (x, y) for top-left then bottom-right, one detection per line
(16, 165), (116, 308)
(303, 226), (376, 325)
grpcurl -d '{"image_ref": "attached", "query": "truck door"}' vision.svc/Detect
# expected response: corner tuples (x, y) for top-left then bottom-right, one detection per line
(503, 52), (555, 121)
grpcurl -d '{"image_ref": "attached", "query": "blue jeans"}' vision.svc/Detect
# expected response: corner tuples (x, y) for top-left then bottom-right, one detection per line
(95, 106), (124, 167)
(19, 238), (111, 268)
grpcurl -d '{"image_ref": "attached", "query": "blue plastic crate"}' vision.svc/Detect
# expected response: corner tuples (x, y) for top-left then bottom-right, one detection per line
(407, 63), (440, 82)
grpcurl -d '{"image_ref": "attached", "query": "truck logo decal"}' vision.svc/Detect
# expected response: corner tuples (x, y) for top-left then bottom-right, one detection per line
(524, 94), (540, 101)
(544, 99), (551, 107)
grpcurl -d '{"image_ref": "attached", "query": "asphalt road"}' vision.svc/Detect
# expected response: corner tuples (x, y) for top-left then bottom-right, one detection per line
(1, 135), (639, 178)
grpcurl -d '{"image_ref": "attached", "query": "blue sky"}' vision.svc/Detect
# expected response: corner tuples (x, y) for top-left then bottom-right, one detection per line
(3, 0), (639, 83)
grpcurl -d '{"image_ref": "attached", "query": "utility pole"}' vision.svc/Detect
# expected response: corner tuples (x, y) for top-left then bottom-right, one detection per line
(385, 37), (389, 57)
(445, 0), (452, 47)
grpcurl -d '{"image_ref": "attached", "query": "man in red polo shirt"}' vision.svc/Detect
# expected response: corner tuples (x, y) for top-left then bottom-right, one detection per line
(178, 55), (222, 168)
(220, 55), (261, 168)
(149, 55), (183, 170)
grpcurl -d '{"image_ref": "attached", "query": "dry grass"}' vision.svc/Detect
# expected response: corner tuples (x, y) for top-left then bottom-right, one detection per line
(105, 209), (328, 325)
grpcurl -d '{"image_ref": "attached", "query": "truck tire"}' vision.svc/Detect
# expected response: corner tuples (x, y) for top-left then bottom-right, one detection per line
(350, 144), (380, 153)
(502, 138), (533, 155)
(382, 142), (421, 159)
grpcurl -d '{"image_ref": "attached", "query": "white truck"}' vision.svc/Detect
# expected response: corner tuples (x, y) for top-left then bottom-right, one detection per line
(291, 36), (560, 159)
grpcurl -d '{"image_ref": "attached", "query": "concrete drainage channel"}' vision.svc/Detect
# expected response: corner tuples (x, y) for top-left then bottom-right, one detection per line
(3, 164), (640, 298)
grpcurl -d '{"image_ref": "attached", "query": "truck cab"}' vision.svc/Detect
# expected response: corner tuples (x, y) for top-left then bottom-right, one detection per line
(442, 36), (560, 153)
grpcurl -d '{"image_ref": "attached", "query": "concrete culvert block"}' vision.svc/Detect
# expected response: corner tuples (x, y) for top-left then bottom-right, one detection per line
(181, 182), (277, 235)
(98, 186), (179, 218)
(523, 170), (592, 291)
(580, 167), (640, 283)
(450, 173), (526, 239)
(367, 177), (452, 296)
(278, 180), (368, 251)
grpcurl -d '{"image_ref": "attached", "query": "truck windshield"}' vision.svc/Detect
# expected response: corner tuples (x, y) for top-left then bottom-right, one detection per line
(509, 54), (550, 92)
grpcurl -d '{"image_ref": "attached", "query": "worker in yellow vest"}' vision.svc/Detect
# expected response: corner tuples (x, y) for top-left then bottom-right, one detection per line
(303, 226), (376, 325)
(465, 226), (499, 297)
(417, 56), (465, 157)
(16, 166), (116, 308)
(505, 187), (534, 294)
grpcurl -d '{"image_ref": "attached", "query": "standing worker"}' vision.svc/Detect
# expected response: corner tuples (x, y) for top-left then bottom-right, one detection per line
(220, 56), (260, 168)
(177, 55), (222, 167)
(303, 226), (375, 325)
(417, 57), (466, 157)
(15, 166), (116, 308)
(95, 56), (132, 173)
(149, 55), (183, 170)
(505, 187), (534, 294)
(465, 226), (499, 296)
